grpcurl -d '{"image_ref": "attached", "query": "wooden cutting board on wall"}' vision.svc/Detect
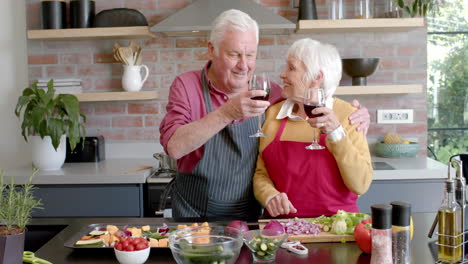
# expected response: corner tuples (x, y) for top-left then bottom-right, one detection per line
(258, 219), (355, 243)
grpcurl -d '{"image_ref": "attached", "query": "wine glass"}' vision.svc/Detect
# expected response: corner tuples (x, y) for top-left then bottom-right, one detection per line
(303, 87), (325, 150)
(249, 73), (270, 138)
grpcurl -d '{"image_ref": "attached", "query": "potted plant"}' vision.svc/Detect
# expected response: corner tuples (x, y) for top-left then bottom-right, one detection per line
(0, 169), (42, 263)
(393, 0), (443, 17)
(15, 79), (86, 170)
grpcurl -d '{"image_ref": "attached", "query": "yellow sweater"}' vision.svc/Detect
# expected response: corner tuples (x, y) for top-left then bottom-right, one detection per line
(253, 98), (373, 207)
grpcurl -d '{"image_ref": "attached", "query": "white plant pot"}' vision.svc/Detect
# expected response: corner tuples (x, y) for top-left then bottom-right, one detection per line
(31, 135), (66, 171)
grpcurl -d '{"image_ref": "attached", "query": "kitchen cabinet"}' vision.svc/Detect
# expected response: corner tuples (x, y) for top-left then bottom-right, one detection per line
(30, 184), (144, 217)
(27, 26), (154, 40)
(357, 179), (444, 213)
(75, 91), (158, 102)
(296, 18), (424, 34)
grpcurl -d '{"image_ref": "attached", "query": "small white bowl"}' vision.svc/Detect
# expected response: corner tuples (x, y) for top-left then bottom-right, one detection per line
(114, 246), (150, 264)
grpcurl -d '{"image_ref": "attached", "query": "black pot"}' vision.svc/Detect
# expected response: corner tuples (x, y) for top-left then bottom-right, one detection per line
(70, 0), (95, 28)
(0, 230), (26, 264)
(41, 0), (66, 29)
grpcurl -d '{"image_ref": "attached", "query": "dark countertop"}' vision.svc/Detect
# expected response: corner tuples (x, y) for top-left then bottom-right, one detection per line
(30, 213), (439, 264)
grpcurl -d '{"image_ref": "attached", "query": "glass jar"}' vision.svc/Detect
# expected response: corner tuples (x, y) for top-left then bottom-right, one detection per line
(355, 0), (374, 19)
(384, 0), (402, 18)
(327, 0), (344, 20)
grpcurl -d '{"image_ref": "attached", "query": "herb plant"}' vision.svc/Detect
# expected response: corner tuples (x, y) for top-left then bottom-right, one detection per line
(14, 79), (86, 151)
(0, 169), (42, 234)
(393, 0), (443, 17)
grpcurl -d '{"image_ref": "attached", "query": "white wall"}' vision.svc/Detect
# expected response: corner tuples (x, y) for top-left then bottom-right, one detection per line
(0, 0), (31, 168)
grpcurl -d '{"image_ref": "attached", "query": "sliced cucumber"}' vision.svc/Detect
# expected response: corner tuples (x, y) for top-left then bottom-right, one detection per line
(89, 230), (107, 236)
(75, 238), (104, 247)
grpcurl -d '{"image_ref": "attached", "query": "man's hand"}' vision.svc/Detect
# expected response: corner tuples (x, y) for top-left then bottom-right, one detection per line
(349, 100), (370, 135)
(218, 90), (270, 121)
(265, 193), (297, 217)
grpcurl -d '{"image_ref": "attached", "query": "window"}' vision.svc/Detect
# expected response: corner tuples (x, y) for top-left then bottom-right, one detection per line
(427, 0), (467, 164)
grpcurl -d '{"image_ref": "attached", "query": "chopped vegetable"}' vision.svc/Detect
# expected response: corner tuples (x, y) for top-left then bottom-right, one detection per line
(307, 210), (370, 235)
(280, 219), (321, 235)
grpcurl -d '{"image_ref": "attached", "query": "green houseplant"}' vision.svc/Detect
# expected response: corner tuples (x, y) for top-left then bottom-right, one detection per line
(14, 80), (86, 170)
(393, 0), (443, 17)
(0, 169), (42, 263)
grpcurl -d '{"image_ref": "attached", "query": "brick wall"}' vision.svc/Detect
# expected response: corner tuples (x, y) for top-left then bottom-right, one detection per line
(26, 0), (427, 154)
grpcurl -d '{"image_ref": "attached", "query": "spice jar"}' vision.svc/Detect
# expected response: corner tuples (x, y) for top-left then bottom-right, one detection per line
(327, 0), (344, 19)
(391, 201), (411, 264)
(355, 0), (374, 18)
(370, 204), (392, 264)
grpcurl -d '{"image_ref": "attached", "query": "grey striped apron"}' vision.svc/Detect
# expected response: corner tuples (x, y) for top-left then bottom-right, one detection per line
(172, 69), (262, 218)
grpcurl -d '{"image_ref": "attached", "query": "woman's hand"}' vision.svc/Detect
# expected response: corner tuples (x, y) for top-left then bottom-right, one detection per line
(307, 107), (340, 134)
(266, 193), (297, 217)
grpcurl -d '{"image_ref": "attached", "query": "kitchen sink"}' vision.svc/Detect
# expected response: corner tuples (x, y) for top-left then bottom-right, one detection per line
(25, 224), (67, 251)
(372, 161), (395, 170)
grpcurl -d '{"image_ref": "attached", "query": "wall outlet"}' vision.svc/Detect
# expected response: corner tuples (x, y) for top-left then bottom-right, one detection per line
(377, 109), (414, 124)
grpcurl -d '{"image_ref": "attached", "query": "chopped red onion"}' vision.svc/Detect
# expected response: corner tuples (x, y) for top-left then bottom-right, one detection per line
(281, 219), (322, 235)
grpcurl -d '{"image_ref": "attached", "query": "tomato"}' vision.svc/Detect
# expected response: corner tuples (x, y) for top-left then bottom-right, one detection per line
(354, 219), (372, 254)
(126, 244), (135, 251)
(114, 242), (123, 251)
(135, 243), (148, 250)
(121, 240), (129, 248)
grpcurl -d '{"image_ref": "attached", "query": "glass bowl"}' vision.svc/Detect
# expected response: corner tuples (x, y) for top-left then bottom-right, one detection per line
(169, 226), (243, 264)
(243, 229), (288, 263)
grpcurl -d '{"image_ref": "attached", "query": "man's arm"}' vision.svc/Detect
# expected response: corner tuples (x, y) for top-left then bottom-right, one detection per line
(349, 99), (370, 135)
(166, 89), (269, 159)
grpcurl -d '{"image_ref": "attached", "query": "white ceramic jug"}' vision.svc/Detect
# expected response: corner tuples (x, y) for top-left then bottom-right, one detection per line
(122, 64), (149, 92)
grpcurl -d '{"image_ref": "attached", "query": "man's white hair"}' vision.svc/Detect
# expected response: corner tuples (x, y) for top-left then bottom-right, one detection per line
(210, 9), (259, 55)
(286, 38), (342, 99)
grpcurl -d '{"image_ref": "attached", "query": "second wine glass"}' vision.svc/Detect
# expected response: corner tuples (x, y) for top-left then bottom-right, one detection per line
(249, 73), (270, 138)
(303, 87), (325, 150)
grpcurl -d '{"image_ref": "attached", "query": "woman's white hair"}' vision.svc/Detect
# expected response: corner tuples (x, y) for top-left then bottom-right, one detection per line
(210, 9), (259, 55)
(286, 38), (342, 99)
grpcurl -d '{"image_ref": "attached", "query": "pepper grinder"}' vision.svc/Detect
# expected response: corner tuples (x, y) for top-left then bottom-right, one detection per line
(391, 201), (411, 264)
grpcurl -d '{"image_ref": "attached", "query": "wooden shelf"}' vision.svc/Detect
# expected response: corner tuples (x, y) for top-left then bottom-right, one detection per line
(27, 26), (155, 40)
(335, 84), (423, 95)
(75, 91), (158, 102)
(296, 18), (424, 34)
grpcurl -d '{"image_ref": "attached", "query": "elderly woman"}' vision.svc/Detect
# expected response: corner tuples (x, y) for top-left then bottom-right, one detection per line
(253, 38), (373, 218)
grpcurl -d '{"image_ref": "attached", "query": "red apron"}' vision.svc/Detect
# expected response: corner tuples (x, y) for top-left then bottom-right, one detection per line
(262, 117), (359, 218)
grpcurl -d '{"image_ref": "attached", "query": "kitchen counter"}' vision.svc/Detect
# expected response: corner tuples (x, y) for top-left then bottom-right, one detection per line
(3, 157), (446, 185)
(29, 213), (439, 264)
(372, 157), (446, 180)
(3, 159), (156, 184)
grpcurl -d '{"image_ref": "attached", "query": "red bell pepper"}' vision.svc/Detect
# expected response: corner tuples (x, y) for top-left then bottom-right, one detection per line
(354, 219), (372, 254)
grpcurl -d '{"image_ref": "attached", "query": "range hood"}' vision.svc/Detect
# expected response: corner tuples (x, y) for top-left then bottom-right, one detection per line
(150, 0), (295, 36)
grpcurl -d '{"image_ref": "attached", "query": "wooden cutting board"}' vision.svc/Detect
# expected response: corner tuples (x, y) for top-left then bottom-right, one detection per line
(258, 219), (355, 243)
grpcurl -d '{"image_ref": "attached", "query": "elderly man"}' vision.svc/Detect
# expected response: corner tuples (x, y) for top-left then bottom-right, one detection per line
(159, 9), (370, 218)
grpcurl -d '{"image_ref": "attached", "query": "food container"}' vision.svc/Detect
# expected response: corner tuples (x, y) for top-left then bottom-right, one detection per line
(70, 0), (95, 28)
(169, 226), (243, 264)
(41, 0), (66, 29)
(114, 246), (150, 264)
(374, 142), (420, 158)
(243, 229), (288, 263)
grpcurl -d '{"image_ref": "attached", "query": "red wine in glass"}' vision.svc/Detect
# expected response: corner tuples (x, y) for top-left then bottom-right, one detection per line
(304, 103), (324, 118)
(251, 95), (270, 101)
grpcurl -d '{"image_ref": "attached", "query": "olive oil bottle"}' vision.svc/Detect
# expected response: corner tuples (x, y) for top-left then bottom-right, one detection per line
(438, 179), (463, 263)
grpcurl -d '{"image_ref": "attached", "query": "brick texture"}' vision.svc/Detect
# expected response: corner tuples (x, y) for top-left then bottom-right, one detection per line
(25, 0), (428, 146)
